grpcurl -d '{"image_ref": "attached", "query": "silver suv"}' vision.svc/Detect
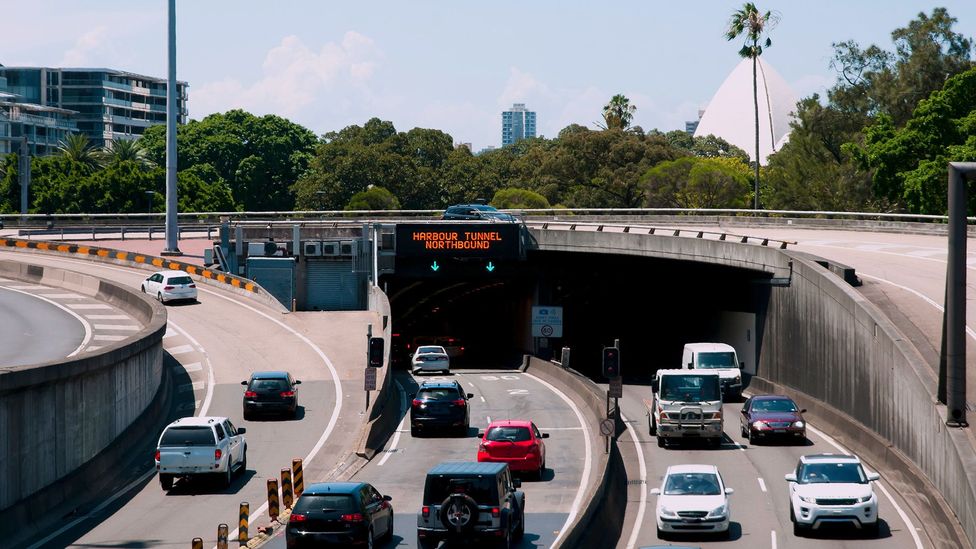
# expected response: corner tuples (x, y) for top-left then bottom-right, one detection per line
(417, 461), (525, 548)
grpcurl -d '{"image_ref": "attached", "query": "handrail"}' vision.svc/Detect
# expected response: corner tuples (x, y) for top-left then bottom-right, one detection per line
(523, 220), (797, 249)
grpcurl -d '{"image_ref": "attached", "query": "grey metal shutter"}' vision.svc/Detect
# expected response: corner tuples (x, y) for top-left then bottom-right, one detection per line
(305, 259), (360, 311)
(245, 257), (295, 309)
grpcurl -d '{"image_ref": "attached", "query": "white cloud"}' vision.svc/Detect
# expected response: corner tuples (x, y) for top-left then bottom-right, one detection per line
(191, 32), (381, 123)
(59, 27), (113, 67)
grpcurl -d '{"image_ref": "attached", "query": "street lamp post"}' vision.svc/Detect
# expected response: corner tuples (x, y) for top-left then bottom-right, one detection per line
(161, 0), (182, 255)
(145, 190), (155, 216)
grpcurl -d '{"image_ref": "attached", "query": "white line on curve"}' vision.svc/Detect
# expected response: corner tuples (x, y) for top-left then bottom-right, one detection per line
(771, 529), (777, 549)
(522, 372), (592, 548)
(0, 284), (92, 357)
(806, 424), (923, 549)
(758, 477), (767, 492)
(620, 411), (647, 549)
(165, 322), (215, 417)
(378, 380), (408, 467)
(858, 271), (976, 343)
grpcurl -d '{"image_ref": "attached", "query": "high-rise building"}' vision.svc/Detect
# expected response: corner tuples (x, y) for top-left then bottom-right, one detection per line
(501, 103), (536, 146)
(0, 66), (188, 150)
(0, 74), (78, 156)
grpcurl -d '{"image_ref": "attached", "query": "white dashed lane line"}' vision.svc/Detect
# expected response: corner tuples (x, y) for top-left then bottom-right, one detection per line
(93, 324), (140, 331)
(87, 314), (131, 320)
(66, 303), (112, 310)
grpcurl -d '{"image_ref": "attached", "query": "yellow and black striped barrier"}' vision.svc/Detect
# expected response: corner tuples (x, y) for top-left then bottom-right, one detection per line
(0, 238), (260, 294)
(191, 538), (203, 549)
(267, 478), (280, 521)
(292, 458), (304, 497)
(281, 468), (293, 509)
(216, 523), (228, 549)
(239, 501), (249, 543)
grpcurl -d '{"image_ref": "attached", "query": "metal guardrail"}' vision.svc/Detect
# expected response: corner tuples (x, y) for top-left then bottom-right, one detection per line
(523, 220), (796, 249)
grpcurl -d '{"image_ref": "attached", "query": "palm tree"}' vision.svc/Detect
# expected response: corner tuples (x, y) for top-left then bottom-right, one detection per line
(56, 133), (102, 174)
(102, 138), (154, 168)
(726, 3), (778, 209)
(601, 94), (637, 131)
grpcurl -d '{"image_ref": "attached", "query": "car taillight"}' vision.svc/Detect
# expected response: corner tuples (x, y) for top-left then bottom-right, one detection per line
(453, 399), (466, 407)
(154, 450), (160, 461)
(214, 449), (222, 461)
(341, 513), (364, 522)
(188, 284), (196, 288)
(479, 443), (488, 452)
(422, 506), (430, 517)
(163, 285), (174, 290)
(290, 513), (306, 522)
(491, 507), (500, 517)
(244, 391), (257, 398)
(412, 399), (422, 407)
(280, 391), (295, 397)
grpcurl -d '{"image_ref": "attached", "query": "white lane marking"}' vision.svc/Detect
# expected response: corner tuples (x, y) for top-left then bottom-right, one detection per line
(85, 314), (131, 320)
(93, 324), (140, 331)
(66, 303), (111, 310)
(758, 477), (767, 492)
(6, 284), (47, 290)
(37, 292), (84, 299)
(859, 272), (976, 344)
(480, 396), (486, 403)
(179, 362), (202, 373)
(92, 335), (127, 342)
(378, 380), (408, 467)
(486, 415), (492, 424)
(771, 530), (777, 549)
(621, 411), (647, 549)
(807, 424), (923, 549)
(178, 381), (205, 392)
(164, 322), (215, 417)
(163, 329), (177, 338)
(523, 372), (592, 548)
(164, 344), (194, 355)
(539, 427), (584, 431)
(0, 285), (92, 357)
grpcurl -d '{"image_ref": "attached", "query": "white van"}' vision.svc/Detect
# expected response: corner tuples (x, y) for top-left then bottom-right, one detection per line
(681, 343), (743, 400)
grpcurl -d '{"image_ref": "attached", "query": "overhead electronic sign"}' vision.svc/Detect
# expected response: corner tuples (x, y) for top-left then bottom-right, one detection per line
(395, 223), (521, 259)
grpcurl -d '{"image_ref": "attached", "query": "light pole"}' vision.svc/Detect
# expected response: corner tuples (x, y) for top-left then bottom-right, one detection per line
(161, 0), (181, 255)
(145, 190), (155, 216)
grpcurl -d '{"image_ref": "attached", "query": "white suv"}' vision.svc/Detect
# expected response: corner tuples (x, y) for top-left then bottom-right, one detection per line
(785, 453), (880, 536)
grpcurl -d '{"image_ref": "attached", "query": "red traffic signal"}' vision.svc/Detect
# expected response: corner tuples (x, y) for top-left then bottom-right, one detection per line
(602, 347), (620, 378)
(368, 337), (385, 367)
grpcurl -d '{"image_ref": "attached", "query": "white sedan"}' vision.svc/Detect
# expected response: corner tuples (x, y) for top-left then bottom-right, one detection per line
(141, 269), (197, 304)
(411, 345), (450, 374)
(651, 464), (733, 539)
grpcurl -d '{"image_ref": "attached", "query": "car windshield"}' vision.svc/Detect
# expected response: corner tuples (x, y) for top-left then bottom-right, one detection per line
(167, 276), (193, 285)
(159, 426), (215, 446)
(663, 472), (722, 495)
(294, 494), (356, 513)
(696, 352), (738, 369)
(418, 346), (446, 354)
(659, 375), (721, 402)
(798, 462), (867, 484)
(418, 388), (460, 401)
(424, 476), (497, 504)
(250, 378), (288, 391)
(752, 398), (797, 412)
(486, 426), (531, 442)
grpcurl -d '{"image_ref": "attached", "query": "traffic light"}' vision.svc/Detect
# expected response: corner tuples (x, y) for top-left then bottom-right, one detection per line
(602, 347), (620, 378)
(368, 337), (385, 368)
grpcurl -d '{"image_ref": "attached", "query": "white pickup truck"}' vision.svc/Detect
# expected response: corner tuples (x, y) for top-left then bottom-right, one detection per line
(154, 416), (247, 491)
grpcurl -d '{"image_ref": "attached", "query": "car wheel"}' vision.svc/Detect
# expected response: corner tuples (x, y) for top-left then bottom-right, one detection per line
(649, 415), (657, 436)
(243, 409), (252, 421)
(157, 292), (165, 304)
(411, 425), (420, 437)
(141, 285), (146, 293)
(417, 535), (436, 549)
(383, 513), (394, 541)
(657, 526), (667, 540)
(366, 527), (374, 549)
(239, 448), (247, 476)
(865, 520), (880, 538)
(657, 436), (665, 448)
(514, 507), (525, 540)
(793, 521), (805, 537)
(497, 525), (512, 549)
(221, 464), (233, 488)
(711, 436), (722, 448)
(748, 430), (755, 445)
(159, 473), (173, 491)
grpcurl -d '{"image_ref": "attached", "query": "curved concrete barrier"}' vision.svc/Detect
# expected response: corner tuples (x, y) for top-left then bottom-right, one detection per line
(0, 259), (167, 543)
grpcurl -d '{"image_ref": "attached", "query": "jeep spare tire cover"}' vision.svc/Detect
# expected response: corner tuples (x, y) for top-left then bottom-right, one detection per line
(439, 493), (479, 534)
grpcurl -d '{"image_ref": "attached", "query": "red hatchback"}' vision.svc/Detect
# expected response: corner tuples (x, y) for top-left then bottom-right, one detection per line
(477, 420), (549, 479)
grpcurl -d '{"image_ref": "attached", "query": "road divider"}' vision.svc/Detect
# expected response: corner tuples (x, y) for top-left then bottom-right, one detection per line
(267, 479), (280, 522)
(292, 458), (304, 497)
(216, 523), (228, 549)
(239, 502), (249, 543)
(281, 468), (293, 509)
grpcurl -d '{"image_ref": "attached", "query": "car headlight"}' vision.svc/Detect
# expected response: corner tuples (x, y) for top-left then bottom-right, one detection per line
(753, 421), (767, 430)
(799, 495), (816, 503)
(857, 494), (873, 503)
(659, 506), (677, 518)
(793, 421), (805, 428)
(707, 504), (728, 518)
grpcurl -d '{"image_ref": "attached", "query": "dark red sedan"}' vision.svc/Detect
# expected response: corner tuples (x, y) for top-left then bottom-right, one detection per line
(739, 395), (806, 443)
(477, 420), (549, 479)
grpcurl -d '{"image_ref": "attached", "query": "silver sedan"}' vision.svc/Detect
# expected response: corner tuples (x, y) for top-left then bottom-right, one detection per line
(411, 345), (450, 374)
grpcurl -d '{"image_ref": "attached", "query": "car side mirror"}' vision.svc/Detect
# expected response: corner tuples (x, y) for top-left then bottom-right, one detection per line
(384, 494), (393, 501)
(466, 393), (474, 399)
(409, 393), (417, 399)
(478, 431), (485, 438)
(650, 488), (661, 495)
(784, 473), (797, 482)
(240, 380), (248, 386)
(237, 427), (246, 434)
(725, 487), (734, 495)
(740, 409), (748, 414)
(686, 362), (693, 368)
(651, 381), (659, 393)
(800, 409), (807, 414)
(294, 380), (302, 385)
(867, 472), (880, 482)
(542, 433), (550, 439)
(512, 479), (521, 488)
(740, 361), (745, 369)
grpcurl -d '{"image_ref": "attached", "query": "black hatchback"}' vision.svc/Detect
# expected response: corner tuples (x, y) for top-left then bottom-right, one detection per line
(241, 371), (301, 420)
(287, 482), (394, 548)
(410, 380), (473, 436)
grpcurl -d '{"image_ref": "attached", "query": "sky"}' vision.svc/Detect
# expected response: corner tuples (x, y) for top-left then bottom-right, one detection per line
(3, 1), (975, 152)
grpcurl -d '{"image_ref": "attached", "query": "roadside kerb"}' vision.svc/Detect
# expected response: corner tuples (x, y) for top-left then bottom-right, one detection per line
(0, 237), (287, 313)
(0, 260), (168, 547)
(521, 356), (625, 549)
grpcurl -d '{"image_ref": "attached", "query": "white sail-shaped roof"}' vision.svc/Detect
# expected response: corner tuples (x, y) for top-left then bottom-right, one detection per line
(694, 57), (797, 165)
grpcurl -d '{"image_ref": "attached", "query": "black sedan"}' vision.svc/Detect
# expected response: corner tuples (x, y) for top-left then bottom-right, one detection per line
(739, 394), (806, 443)
(287, 481), (393, 548)
(242, 371), (301, 420)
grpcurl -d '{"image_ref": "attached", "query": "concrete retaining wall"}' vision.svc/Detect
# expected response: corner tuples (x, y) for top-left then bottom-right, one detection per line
(0, 260), (166, 518)
(355, 285), (396, 459)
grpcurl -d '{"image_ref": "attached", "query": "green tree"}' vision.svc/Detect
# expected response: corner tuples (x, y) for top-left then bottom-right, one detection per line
(726, 2), (778, 208)
(346, 186), (401, 210)
(102, 138), (153, 168)
(491, 187), (551, 209)
(601, 94), (637, 131)
(176, 164), (237, 212)
(56, 133), (102, 174)
(664, 130), (750, 162)
(642, 157), (751, 209)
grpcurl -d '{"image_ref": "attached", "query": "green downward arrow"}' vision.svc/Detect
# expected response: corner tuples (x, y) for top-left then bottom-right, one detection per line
(430, 261), (440, 272)
(486, 261), (496, 272)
